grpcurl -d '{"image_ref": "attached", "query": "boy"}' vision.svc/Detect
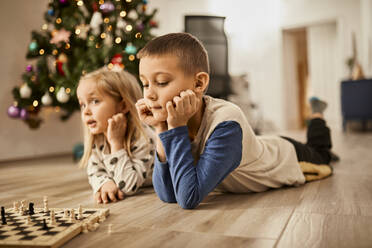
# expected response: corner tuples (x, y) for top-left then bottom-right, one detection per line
(135, 33), (333, 209)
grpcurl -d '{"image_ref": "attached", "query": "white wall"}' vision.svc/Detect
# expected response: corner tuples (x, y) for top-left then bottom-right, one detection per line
(0, 0), (82, 161)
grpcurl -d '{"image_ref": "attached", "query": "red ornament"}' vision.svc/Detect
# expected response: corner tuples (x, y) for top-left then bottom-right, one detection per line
(149, 20), (158, 28)
(111, 54), (123, 65)
(56, 61), (65, 76)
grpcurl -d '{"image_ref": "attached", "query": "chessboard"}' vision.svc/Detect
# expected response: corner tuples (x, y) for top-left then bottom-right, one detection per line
(0, 207), (109, 248)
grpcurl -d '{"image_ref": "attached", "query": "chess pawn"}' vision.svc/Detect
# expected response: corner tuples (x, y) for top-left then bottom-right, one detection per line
(63, 209), (69, 219)
(107, 224), (113, 234)
(43, 197), (49, 212)
(78, 205), (83, 220)
(25, 215), (32, 225)
(13, 201), (19, 212)
(20, 200), (25, 215)
(49, 210), (56, 226)
(69, 209), (76, 223)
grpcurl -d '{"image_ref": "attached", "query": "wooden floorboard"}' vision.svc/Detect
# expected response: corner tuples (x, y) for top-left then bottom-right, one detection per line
(1, 130), (371, 247)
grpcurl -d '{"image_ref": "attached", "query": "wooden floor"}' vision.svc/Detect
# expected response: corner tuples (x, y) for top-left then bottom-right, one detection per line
(1, 130), (372, 248)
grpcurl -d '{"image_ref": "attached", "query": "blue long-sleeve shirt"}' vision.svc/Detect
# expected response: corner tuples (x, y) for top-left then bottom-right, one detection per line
(152, 121), (243, 209)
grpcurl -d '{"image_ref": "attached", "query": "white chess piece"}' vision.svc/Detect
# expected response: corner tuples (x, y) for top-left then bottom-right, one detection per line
(49, 210), (56, 226)
(82, 222), (88, 233)
(43, 196), (49, 212)
(107, 224), (113, 234)
(13, 201), (19, 212)
(69, 209), (76, 223)
(20, 200), (25, 215)
(78, 205), (83, 220)
(63, 209), (69, 219)
(25, 215), (31, 225)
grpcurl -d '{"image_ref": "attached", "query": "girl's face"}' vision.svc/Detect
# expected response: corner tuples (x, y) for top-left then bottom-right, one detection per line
(77, 79), (121, 135)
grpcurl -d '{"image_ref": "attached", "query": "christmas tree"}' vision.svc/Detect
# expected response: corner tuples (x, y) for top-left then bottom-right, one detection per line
(7, 0), (158, 129)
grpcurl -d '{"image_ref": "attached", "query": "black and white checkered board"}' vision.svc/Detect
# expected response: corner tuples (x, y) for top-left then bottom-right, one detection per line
(0, 207), (109, 248)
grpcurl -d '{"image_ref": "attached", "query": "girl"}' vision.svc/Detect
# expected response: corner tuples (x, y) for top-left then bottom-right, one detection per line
(77, 67), (156, 204)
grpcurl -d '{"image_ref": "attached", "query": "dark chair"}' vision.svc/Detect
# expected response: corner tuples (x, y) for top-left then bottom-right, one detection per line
(341, 79), (372, 131)
(185, 15), (230, 99)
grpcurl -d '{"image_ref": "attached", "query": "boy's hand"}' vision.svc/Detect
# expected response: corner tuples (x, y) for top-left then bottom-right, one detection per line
(107, 113), (127, 153)
(136, 98), (167, 133)
(166, 90), (200, 130)
(95, 180), (125, 204)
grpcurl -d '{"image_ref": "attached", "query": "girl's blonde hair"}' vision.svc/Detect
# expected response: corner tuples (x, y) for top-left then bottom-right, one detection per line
(78, 67), (146, 168)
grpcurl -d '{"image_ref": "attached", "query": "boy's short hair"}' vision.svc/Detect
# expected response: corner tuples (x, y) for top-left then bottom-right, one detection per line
(137, 32), (210, 76)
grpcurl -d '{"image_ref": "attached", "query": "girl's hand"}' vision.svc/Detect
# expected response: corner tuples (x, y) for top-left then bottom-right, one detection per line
(107, 113), (127, 153)
(166, 90), (200, 130)
(136, 98), (167, 133)
(95, 180), (125, 204)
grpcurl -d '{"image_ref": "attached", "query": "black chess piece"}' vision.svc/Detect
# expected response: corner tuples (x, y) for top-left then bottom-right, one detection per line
(42, 219), (48, 230)
(1, 206), (6, 225)
(28, 202), (35, 215)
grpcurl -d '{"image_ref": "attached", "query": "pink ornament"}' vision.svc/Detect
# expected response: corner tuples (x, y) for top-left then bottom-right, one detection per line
(59, 0), (68, 4)
(136, 23), (145, 31)
(19, 108), (28, 120)
(26, 65), (33, 72)
(100, 3), (115, 14)
(7, 105), (20, 118)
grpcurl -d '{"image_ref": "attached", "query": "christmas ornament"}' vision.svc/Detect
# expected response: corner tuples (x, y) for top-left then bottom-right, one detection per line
(41, 92), (53, 105)
(136, 23), (144, 31)
(125, 43), (137, 54)
(29, 41), (38, 51)
(7, 105), (20, 118)
(99, 3), (115, 14)
(50, 28), (71, 44)
(47, 9), (54, 16)
(26, 65), (33, 72)
(90, 12), (103, 35)
(20, 84), (32, 98)
(104, 34), (113, 47)
(56, 87), (70, 103)
(127, 10), (138, 20)
(59, 0), (68, 4)
(19, 108), (28, 120)
(149, 20), (158, 27)
(111, 53), (123, 65)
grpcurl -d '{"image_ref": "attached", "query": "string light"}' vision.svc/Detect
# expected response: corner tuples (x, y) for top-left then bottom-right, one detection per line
(120, 11), (127, 17)
(104, 17), (110, 23)
(126, 0), (132, 2)
(96, 43), (100, 48)
(115, 37), (121, 44)
(39, 49), (45, 55)
(108, 63), (114, 69)
(77, 0), (83, 6)
(49, 86), (55, 93)
(65, 43), (70, 49)
(107, 25), (112, 31)
(129, 55), (135, 61)
(52, 49), (58, 55)
(75, 29), (81, 35)
(33, 100), (39, 107)
(65, 88), (71, 94)
(31, 76), (36, 82)
(99, 0), (104, 4)
(125, 25), (132, 32)
(42, 24), (48, 30)
(100, 33), (106, 39)
(89, 36), (95, 41)
(56, 18), (62, 24)
(135, 32), (142, 39)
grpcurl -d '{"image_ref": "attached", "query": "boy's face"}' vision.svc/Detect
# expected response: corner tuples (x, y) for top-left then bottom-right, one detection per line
(139, 54), (196, 121)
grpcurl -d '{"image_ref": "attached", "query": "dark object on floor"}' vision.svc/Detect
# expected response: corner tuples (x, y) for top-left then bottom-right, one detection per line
(73, 143), (84, 162)
(1, 206), (6, 225)
(330, 151), (340, 163)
